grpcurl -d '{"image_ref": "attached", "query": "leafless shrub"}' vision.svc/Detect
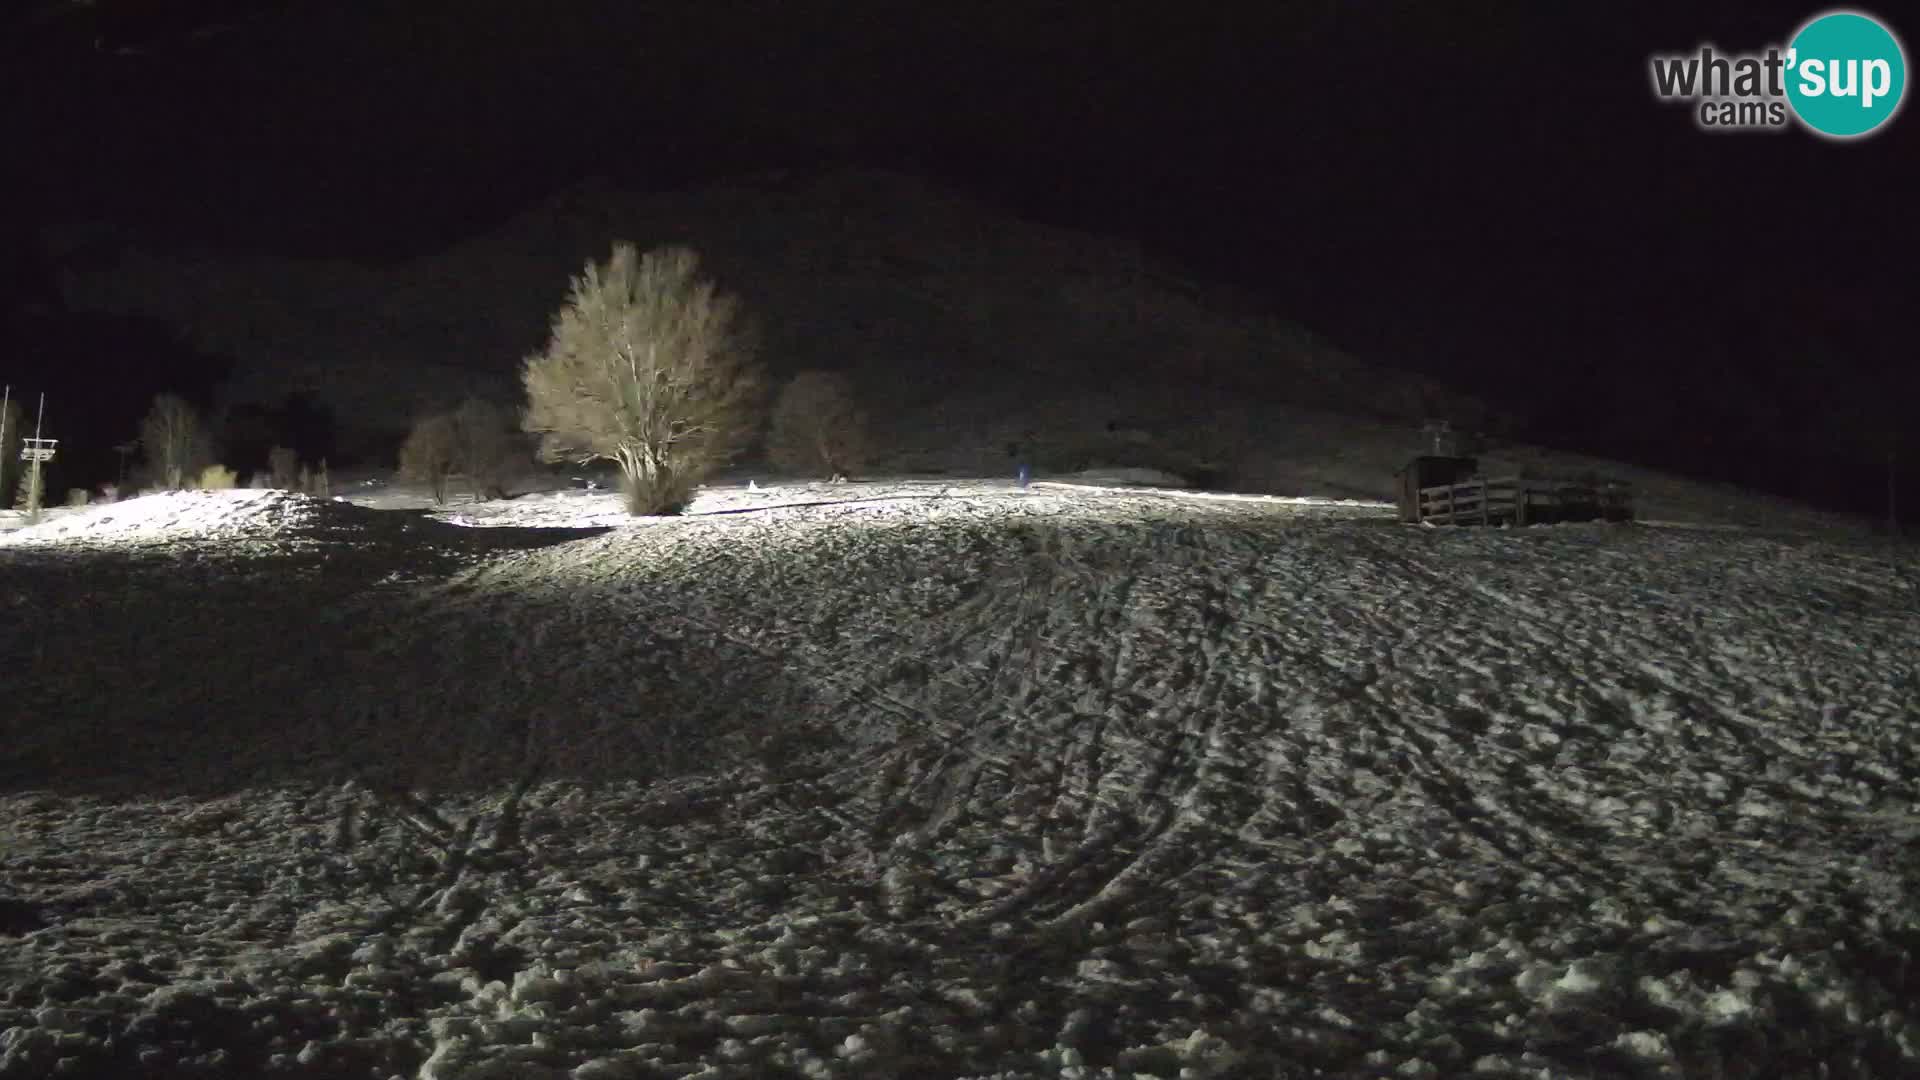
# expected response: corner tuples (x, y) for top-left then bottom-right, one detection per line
(452, 398), (519, 501)
(198, 464), (238, 490)
(399, 413), (459, 504)
(767, 370), (872, 477)
(140, 393), (213, 490)
(521, 243), (762, 515)
(268, 445), (299, 490)
(11, 466), (42, 512)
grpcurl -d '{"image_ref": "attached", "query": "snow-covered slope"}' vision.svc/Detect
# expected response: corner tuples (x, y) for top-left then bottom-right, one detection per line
(2, 484), (1917, 1078)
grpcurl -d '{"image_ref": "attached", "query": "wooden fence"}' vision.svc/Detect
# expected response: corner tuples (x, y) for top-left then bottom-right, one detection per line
(1416, 474), (1633, 526)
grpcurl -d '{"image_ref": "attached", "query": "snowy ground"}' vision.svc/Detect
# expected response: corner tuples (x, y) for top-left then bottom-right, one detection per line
(3, 481), (1918, 1079)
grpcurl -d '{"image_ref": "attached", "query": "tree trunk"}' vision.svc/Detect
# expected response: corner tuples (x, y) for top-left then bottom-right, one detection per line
(615, 444), (684, 515)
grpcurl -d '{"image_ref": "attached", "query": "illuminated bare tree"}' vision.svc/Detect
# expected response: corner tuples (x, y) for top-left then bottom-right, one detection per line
(522, 243), (762, 514)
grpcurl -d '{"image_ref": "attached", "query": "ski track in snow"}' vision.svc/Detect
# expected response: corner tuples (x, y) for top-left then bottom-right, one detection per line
(2, 486), (1918, 1078)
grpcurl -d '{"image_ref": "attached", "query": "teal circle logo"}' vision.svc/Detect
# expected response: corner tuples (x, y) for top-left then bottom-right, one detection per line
(1786, 10), (1907, 138)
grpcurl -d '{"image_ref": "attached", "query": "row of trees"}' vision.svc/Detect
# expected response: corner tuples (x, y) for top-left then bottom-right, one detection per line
(399, 358), (869, 512)
(398, 398), (521, 504)
(132, 394), (331, 496)
(47, 244), (862, 516)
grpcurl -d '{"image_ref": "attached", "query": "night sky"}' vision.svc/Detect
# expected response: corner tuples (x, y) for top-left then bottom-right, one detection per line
(3, 1), (1915, 514)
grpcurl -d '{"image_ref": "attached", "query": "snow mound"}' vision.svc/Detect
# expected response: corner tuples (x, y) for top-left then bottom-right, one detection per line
(0, 490), (365, 546)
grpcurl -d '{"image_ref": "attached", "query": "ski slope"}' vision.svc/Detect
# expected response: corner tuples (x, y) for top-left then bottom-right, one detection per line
(2, 482), (1917, 1078)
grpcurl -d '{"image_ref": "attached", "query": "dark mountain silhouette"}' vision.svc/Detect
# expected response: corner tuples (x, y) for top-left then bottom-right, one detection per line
(53, 169), (1488, 465)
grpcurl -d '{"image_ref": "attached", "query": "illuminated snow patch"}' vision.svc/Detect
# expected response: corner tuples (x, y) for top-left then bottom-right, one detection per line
(0, 490), (368, 546)
(0, 471), (1912, 1077)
